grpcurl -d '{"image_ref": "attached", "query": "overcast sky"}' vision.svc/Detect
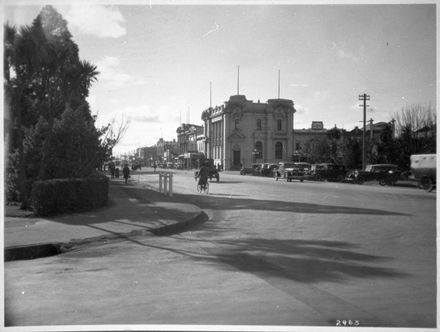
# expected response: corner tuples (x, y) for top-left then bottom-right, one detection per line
(3, 1), (437, 156)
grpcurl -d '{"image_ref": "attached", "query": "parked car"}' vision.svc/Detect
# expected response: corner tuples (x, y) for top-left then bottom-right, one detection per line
(357, 164), (400, 185)
(278, 162), (297, 179)
(309, 163), (346, 182)
(410, 154), (436, 191)
(286, 162), (311, 182)
(131, 162), (142, 170)
(344, 169), (364, 184)
(240, 163), (261, 175)
(261, 163), (279, 177)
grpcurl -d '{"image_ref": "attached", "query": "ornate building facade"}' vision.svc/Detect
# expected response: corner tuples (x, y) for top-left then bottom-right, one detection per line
(202, 95), (296, 170)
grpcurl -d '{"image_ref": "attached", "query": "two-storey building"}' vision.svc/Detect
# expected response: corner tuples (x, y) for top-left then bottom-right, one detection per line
(156, 138), (179, 164)
(176, 123), (204, 168)
(202, 95), (296, 170)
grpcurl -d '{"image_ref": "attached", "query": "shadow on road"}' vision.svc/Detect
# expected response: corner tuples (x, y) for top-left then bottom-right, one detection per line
(174, 191), (410, 216)
(164, 233), (409, 283)
(43, 184), (409, 284)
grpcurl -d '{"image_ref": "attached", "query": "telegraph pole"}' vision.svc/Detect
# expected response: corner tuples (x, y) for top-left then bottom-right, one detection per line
(359, 93), (370, 170)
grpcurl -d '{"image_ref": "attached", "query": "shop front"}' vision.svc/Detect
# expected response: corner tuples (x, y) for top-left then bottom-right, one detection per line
(183, 152), (205, 169)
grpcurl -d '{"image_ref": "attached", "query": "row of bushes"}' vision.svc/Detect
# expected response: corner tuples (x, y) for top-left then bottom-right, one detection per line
(31, 176), (109, 216)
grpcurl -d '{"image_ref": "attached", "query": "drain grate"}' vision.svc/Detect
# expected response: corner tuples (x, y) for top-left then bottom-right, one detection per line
(5, 243), (64, 262)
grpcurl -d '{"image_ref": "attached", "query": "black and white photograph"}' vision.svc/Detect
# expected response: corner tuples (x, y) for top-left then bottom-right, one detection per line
(3, 0), (438, 331)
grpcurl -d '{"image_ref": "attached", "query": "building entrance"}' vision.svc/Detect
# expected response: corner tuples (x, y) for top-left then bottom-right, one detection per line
(233, 150), (241, 169)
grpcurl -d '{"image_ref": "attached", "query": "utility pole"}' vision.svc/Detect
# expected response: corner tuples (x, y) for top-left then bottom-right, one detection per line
(359, 93), (370, 170)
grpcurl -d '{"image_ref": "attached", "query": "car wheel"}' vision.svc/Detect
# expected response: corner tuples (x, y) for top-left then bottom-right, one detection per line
(421, 177), (433, 192)
(379, 178), (387, 186)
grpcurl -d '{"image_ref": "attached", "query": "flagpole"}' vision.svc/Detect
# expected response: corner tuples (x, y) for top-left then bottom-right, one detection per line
(278, 69), (280, 99)
(237, 65), (240, 95)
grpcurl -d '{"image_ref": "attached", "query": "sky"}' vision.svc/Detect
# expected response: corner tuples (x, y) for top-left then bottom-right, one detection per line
(3, 1), (437, 156)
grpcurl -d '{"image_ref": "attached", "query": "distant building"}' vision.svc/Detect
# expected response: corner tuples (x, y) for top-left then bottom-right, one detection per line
(293, 121), (329, 156)
(176, 123), (204, 168)
(202, 95), (296, 170)
(136, 146), (157, 166)
(156, 138), (179, 164)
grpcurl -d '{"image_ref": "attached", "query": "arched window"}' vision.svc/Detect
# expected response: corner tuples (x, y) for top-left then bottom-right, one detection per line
(275, 142), (283, 159)
(255, 141), (263, 158)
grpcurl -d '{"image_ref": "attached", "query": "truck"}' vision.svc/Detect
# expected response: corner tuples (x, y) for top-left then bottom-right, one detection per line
(410, 154), (436, 192)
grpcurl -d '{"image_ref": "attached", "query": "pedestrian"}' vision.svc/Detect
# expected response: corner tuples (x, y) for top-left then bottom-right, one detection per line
(115, 167), (120, 178)
(123, 164), (130, 184)
(109, 161), (115, 178)
(153, 163), (157, 173)
(275, 163), (284, 181)
(274, 166), (279, 181)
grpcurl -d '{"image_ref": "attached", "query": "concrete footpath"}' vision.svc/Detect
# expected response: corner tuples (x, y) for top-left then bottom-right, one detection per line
(4, 178), (208, 261)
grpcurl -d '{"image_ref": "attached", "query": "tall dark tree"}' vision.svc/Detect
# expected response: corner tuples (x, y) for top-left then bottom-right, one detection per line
(4, 6), (102, 207)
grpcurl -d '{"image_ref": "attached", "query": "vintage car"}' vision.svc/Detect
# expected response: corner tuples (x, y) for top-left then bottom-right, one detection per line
(286, 162), (312, 182)
(240, 163), (261, 176)
(276, 162), (295, 179)
(344, 169), (364, 184)
(356, 164), (400, 185)
(410, 154), (436, 191)
(309, 163), (346, 182)
(261, 163), (279, 177)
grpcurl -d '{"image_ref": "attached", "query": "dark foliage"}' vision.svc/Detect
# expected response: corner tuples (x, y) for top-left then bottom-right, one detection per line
(31, 176), (109, 216)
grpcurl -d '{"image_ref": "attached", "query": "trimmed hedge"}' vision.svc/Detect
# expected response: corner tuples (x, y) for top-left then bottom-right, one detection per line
(31, 176), (109, 216)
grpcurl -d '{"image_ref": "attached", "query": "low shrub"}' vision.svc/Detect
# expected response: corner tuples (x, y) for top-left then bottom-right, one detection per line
(31, 176), (109, 216)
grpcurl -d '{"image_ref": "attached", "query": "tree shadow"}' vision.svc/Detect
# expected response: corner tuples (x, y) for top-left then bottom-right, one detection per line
(40, 183), (411, 284)
(169, 236), (408, 283)
(169, 190), (410, 216)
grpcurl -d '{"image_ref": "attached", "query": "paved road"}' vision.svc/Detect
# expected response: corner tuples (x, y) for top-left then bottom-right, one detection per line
(5, 170), (436, 328)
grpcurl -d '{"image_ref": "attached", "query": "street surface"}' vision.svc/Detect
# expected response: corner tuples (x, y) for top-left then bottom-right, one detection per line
(5, 169), (437, 328)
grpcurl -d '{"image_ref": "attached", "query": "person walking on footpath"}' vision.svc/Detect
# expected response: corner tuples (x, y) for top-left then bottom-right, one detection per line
(153, 163), (157, 173)
(123, 164), (130, 184)
(108, 160), (115, 178)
